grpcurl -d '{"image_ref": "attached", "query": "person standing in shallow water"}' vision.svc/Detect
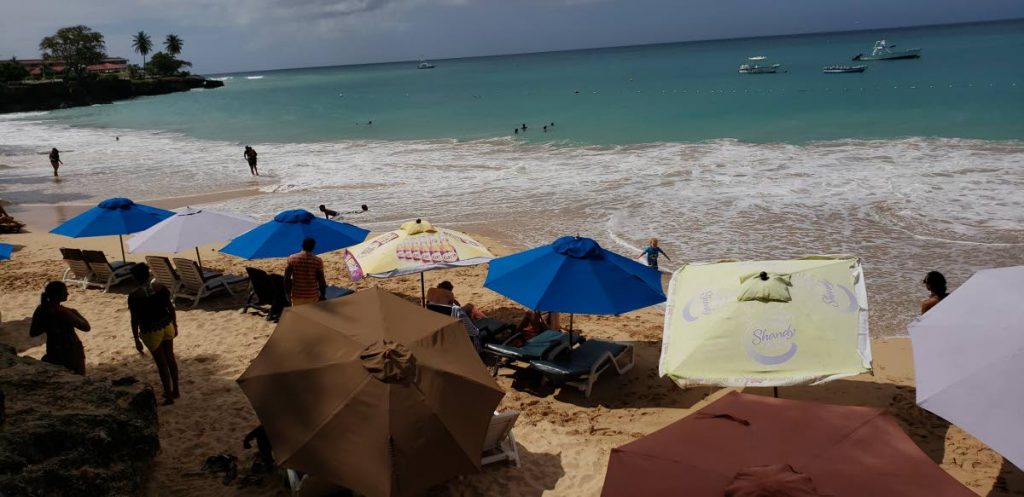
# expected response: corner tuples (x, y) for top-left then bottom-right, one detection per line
(243, 146), (259, 176)
(639, 238), (671, 272)
(48, 148), (63, 177)
(128, 263), (180, 405)
(920, 271), (950, 314)
(29, 281), (90, 375)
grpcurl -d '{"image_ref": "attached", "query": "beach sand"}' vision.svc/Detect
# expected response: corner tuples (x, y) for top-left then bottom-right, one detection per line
(1, 223), (1021, 497)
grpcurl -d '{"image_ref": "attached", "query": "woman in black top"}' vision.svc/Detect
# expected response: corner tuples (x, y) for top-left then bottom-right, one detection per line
(49, 148), (63, 177)
(128, 263), (180, 405)
(29, 281), (91, 374)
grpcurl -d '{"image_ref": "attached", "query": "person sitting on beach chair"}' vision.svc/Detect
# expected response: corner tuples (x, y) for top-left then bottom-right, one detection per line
(426, 281), (460, 306)
(515, 310), (561, 340)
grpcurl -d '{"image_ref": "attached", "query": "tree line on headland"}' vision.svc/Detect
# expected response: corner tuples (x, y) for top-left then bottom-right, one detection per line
(0, 25), (222, 114)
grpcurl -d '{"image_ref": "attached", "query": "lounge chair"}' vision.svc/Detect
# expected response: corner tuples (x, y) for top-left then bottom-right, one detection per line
(529, 340), (636, 398)
(324, 285), (354, 300)
(426, 304), (514, 346)
(173, 257), (248, 308)
(0, 216), (25, 233)
(483, 329), (580, 375)
(145, 256), (184, 296)
(81, 249), (136, 292)
(60, 248), (96, 289)
(242, 267), (290, 320)
(482, 411), (521, 467)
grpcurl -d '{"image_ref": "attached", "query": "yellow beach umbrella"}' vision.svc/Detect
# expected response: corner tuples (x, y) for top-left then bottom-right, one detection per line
(659, 256), (871, 388)
(343, 219), (495, 303)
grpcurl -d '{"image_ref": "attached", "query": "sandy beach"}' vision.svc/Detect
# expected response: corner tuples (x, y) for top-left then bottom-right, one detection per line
(0, 206), (1021, 497)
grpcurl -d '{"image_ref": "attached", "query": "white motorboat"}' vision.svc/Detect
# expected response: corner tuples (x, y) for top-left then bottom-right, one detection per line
(853, 40), (921, 61)
(738, 56), (782, 74)
(823, 64), (867, 73)
(417, 60), (435, 69)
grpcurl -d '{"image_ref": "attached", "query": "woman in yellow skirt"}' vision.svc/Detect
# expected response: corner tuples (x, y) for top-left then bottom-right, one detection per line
(128, 263), (180, 405)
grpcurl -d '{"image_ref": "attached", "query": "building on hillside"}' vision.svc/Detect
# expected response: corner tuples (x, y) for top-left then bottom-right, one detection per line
(16, 57), (129, 77)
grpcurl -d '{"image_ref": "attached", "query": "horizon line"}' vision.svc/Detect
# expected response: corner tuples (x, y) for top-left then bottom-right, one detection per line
(207, 16), (1021, 76)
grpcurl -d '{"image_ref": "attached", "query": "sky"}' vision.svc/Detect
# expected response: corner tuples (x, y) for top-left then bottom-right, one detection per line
(2, 0), (1023, 74)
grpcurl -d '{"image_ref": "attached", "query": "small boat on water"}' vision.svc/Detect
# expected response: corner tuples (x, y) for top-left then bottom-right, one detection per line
(738, 56), (782, 74)
(417, 60), (435, 69)
(823, 65), (867, 74)
(853, 40), (921, 61)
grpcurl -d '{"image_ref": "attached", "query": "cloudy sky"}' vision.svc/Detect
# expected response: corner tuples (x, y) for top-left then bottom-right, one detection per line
(3, 0), (1022, 74)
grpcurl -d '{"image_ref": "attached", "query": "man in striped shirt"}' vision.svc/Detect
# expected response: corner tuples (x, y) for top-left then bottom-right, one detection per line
(285, 238), (327, 306)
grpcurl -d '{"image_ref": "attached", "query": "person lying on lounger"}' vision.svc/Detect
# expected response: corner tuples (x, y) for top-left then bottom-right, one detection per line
(515, 310), (562, 340)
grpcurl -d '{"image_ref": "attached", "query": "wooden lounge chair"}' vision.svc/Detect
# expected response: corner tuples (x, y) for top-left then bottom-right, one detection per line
(529, 340), (635, 398)
(173, 257), (248, 308)
(59, 248), (96, 289)
(482, 411), (521, 467)
(80, 249), (136, 292)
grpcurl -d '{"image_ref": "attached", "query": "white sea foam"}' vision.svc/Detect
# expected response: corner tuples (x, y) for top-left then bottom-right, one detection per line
(1, 119), (1021, 336)
(245, 75), (264, 80)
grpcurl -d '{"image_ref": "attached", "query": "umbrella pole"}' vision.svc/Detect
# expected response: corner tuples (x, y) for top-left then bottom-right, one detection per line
(420, 273), (426, 306)
(773, 387), (779, 398)
(119, 234), (126, 263)
(195, 247), (203, 273)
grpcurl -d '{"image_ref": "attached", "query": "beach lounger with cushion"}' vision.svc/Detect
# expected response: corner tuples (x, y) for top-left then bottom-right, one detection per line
(173, 257), (248, 308)
(60, 248), (96, 289)
(482, 410), (521, 467)
(427, 304), (514, 347)
(529, 339), (635, 398)
(145, 255), (224, 296)
(483, 329), (580, 375)
(81, 249), (136, 292)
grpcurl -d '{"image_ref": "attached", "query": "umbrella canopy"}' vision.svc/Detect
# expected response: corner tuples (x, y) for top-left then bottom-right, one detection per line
(220, 209), (369, 260)
(660, 257), (871, 387)
(344, 219), (494, 280)
(602, 391), (975, 497)
(0, 243), (12, 260)
(127, 207), (258, 255)
(50, 197), (174, 238)
(50, 197), (174, 261)
(237, 288), (504, 497)
(484, 236), (665, 315)
(909, 266), (1024, 470)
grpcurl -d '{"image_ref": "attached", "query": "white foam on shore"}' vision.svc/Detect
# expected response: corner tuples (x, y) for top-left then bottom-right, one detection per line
(1, 118), (1021, 336)
(245, 75), (264, 80)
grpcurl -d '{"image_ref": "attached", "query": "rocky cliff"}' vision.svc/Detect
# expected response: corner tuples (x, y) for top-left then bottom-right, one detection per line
(0, 345), (160, 497)
(0, 76), (224, 114)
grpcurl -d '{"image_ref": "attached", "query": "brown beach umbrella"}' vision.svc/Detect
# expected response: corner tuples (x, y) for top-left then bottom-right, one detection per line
(602, 391), (974, 497)
(237, 288), (505, 497)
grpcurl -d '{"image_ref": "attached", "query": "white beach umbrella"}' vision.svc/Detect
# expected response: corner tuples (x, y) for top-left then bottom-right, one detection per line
(127, 207), (258, 269)
(909, 266), (1024, 470)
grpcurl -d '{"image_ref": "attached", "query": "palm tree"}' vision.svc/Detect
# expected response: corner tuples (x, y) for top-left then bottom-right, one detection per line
(164, 34), (183, 57)
(131, 31), (152, 73)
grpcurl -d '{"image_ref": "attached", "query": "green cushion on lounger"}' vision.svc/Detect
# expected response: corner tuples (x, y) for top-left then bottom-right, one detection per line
(485, 330), (568, 361)
(530, 340), (628, 379)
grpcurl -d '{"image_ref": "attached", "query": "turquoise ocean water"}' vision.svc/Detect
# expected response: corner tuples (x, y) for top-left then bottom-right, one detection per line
(1, 20), (1022, 336)
(24, 20), (1024, 144)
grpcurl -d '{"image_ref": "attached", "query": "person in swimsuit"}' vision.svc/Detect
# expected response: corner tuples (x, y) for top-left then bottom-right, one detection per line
(639, 238), (671, 271)
(29, 281), (91, 375)
(920, 271), (950, 314)
(243, 146), (259, 176)
(426, 281), (460, 306)
(127, 263), (180, 405)
(49, 148), (63, 177)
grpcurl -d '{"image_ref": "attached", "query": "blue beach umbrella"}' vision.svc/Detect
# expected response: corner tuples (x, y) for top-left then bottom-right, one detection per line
(0, 243), (12, 261)
(220, 209), (370, 260)
(484, 236), (665, 330)
(50, 197), (174, 261)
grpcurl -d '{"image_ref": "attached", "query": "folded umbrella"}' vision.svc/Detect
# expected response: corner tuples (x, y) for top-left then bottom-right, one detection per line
(220, 209), (369, 260)
(50, 197), (174, 261)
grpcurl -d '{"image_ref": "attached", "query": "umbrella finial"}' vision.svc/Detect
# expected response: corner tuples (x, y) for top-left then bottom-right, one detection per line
(759, 271), (769, 281)
(416, 218), (421, 224)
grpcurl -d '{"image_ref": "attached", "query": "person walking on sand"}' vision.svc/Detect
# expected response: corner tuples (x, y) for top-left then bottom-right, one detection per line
(920, 271), (950, 314)
(285, 237), (327, 306)
(127, 263), (180, 405)
(29, 281), (91, 375)
(243, 146), (259, 176)
(639, 238), (671, 272)
(48, 148), (63, 177)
